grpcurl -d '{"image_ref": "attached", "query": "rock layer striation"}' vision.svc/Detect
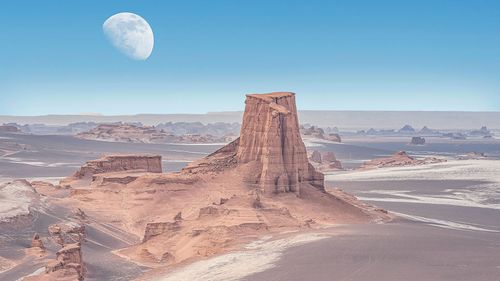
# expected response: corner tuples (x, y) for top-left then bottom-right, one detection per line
(236, 92), (324, 194)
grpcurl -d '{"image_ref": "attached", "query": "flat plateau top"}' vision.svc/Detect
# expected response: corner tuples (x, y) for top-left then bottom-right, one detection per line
(95, 154), (161, 160)
(247, 92), (295, 100)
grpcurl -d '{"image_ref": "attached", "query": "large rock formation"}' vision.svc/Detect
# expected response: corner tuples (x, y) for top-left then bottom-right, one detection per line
(71, 155), (162, 179)
(236, 92), (324, 194)
(183, 92), (324, 195)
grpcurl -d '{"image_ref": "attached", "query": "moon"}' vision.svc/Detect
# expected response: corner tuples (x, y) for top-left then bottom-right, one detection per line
(103, 12), (154, 60)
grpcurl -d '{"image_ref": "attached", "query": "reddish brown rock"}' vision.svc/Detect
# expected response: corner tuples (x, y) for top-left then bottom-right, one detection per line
(48, 222), (86, 246)
(31, 233), (45, 249)
(43, 243), (85, 281)
(236, 92), (324, 194)
(143, 221), (181, 242)
(55, 243), (85, 280)
(70, 154), (162, 180)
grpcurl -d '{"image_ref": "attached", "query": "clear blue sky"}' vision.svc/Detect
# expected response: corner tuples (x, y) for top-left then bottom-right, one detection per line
(1, 0), (499, 115)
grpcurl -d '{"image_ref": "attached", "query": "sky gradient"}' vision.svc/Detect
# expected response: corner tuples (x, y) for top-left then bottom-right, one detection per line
(1, 0), (499, 115)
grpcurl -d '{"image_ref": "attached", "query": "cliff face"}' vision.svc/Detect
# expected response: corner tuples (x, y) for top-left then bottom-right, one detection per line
(72, 155), (162, 179)
(236, 92), (324, 194)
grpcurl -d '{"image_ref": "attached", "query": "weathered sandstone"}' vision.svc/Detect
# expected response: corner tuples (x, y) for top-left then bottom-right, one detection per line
(62, 92), (390, 273)
(31, 233), (45, 249)
(236, 92), (324, 194)
(69, 154), (162, 180)
(48, 222), (86, 246)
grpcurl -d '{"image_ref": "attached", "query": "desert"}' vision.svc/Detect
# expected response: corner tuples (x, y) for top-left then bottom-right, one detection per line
(3, 2), (500, 280)
(2, 92), (500, 281)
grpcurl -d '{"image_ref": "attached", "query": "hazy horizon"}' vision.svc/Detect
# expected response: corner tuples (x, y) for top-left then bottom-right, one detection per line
(2, 110), (500, 130)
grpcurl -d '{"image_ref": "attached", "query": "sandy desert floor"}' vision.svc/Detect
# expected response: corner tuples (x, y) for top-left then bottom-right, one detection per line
(1, 131), (500, 281)
(152, 159), (500, 281)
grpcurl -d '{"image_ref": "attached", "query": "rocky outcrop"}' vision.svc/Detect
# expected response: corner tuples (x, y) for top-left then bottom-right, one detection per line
(310, 151), (322, 163)
(301, 126), (341, 142)
(236, 93), (324, 194)
(0, 125), (20, 132)
(143, 221), (181, 242)
(76, 123), (163, 143)
(31, 233), (45, 249)
(360, 151), (445, 169)
(45, 243), (85, 280)
(70, 155), (162, 180)
(76, 123), (229, 144)
(309, 151), (343, 172)
(48, 222), (86, 246)
(410, 136), (426, 145)
(0, 180), (42, 223)
(398, 125), (416, 134)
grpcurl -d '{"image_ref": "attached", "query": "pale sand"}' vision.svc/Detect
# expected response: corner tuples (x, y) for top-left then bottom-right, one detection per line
(244, 223), (500, 281)
(153, 232), (332, 281)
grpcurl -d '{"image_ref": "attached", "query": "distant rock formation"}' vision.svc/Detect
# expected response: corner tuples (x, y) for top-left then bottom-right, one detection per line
(309, 151), (343, 172)
(457, 152), (487, 160)
(0, 124), (20, 132)
(301, 125), (342, 142)
(76, 123), (164, 143)
(310, 150), (322, 163)
(76, 123), (229, 144)
(470, 126), (491, 137)
(398, 125), (416, 134)
(360, 151), (445, 169)
(410, 136), (426, 145)
(69, 155), (162, 180)
(443, 132), (467, 140)
(419, 126), (434, 134)
(156, 122), (241, 138)
(236, 92), (325, 194)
